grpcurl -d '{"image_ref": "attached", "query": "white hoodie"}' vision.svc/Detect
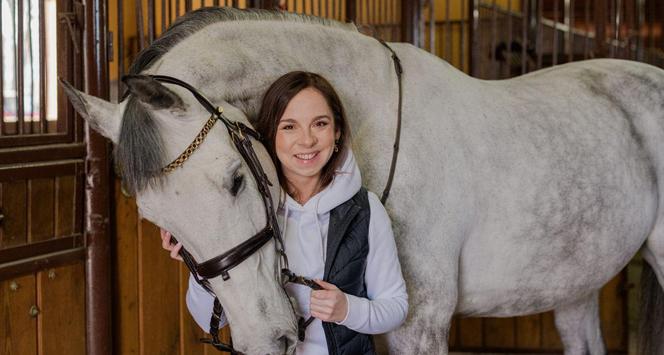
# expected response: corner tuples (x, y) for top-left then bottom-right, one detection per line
(186, 150), (408, 354)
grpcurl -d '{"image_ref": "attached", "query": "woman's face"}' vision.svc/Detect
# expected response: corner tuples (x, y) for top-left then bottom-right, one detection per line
(275, 87), (340, 187)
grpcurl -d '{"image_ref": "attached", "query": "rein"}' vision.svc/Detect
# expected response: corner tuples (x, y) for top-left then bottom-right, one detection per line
(134, 40), (403, 354)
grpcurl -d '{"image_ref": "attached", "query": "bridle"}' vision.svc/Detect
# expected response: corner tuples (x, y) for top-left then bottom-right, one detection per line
(129, 40), (402, 354)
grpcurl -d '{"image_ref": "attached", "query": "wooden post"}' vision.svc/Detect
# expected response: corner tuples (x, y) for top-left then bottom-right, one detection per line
(84, 0), (112, 354)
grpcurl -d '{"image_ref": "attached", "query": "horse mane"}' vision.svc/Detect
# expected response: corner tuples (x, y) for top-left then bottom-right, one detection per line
(128, 7), (357, 75)
(118, 8), (357, 194)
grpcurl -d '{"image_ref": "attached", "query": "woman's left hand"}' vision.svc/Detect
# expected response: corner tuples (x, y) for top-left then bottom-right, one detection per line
(310, 280), (348, 323)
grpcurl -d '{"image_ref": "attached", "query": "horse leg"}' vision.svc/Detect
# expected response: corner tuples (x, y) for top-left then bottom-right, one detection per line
(383, 252), (459, 355)
(553, 291), (605, 355)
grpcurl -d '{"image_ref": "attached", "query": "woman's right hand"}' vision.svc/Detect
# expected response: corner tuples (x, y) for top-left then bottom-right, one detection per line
(160, 228), (184, 261)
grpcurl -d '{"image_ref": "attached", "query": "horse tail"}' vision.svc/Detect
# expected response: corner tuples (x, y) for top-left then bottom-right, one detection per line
(638, 261), (664, 355)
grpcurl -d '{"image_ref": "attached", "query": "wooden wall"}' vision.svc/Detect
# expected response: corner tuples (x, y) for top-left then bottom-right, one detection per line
(113, 179), (231, 355)
(449, 274), (628, 353)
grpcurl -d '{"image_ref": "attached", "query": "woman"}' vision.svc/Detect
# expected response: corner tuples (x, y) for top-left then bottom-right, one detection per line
(161, 71), (408, 354)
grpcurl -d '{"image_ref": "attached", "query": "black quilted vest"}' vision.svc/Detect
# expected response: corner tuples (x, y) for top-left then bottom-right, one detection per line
(322, 187), (375, 355)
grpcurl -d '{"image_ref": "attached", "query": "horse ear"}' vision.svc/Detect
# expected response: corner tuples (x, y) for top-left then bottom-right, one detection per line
(122, 75), (184, 110)
(59, 78), (121, 143)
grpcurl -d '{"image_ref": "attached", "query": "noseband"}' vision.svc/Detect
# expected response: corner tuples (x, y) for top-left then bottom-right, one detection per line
(131, 40), (402, 354)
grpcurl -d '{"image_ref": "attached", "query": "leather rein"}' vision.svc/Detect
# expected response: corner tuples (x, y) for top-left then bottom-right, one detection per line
(133, 40), (402, 354)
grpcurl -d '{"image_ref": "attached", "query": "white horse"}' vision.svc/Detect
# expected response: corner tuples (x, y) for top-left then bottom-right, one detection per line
(62, 8), (664, 355)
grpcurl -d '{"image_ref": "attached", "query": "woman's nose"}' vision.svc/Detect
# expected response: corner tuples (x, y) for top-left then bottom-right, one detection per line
(299, 130), (317, 146)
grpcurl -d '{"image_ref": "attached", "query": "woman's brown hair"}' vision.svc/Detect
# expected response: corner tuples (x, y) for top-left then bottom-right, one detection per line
(254, 71), (350, 197)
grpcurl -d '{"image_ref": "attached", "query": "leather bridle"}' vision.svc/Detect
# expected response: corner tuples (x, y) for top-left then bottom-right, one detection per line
(128, 40), (403, 354)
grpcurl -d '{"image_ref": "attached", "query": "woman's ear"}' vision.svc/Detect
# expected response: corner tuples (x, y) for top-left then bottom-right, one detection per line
(335, 128), (341, 141)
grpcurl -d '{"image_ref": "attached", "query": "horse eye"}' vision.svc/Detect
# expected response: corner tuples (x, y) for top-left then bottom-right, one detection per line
(231, 174), (244, 196)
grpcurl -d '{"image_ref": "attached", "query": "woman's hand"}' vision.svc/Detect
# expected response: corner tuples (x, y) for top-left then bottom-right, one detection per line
(309, 280), (348, 323)
(160, 228), (183, 261)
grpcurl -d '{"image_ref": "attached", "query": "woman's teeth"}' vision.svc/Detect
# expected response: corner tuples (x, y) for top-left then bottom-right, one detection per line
(295, 152), (318, 160)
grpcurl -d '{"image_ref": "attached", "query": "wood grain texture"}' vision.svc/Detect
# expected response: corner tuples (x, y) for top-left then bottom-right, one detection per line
(601, 272), (626, 350)
(541, 311), (562, 349)
(28, 178), (54, 243)
(0, 275), (37, 355)
(180, 263), (205, 355)
(54, 176), (75, 238)
(38, 263), (86, 355)
(457, 317), (483, 348)
(448, 316), (458, 347)
(483, 317), (515, 348)
(515, 314), (541, 349)
(2, 181), (27, 248)
(113, 179), (140, 355)
(139, 218), (181, 355)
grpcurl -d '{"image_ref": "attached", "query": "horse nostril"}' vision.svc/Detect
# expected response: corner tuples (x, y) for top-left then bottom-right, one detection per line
(278, 334), (293, 354)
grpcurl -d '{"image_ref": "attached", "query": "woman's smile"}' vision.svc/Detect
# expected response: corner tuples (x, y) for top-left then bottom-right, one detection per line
(294, 151), (320, 162)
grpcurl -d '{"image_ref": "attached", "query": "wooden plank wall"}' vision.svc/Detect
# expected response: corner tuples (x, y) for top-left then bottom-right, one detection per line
(448, 273), (628, 353)
(113, 179), (232, 355)
(0, 174), (85, 355)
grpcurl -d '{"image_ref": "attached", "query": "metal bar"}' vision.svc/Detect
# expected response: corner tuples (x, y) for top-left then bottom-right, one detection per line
(490, 0), (497, 77)
(648, 0), (653, 62)
(336, 0), (341, 20)
(214, 0), (219, 6)
(471, 0), (480, 76)
(430, 0), (435, 54)
(161, 0), (166, 33)
(444, 0), (450, 60)
(118, 0), (124, 95)
(584, 0), (589, 58)
(615, 0), (622, 58)
(552, 0), (558, 66)
(84, 0), (112, 353)
(595, 0), (607, 57)
(521, 0), (528, 74)
(401, 0), (419, 45)
(625, 0), (633, 59)
(148, 0), (155, 44)
(17, 0), (25, 135)
(0, 0), (4, 135)
(567, 0), (574, 63)
(346, 0), (356, 22)
(461, 0), (466, 72)
(136, 0), (145, 51)
(186, 0), (192, 12)
(176, 0), (181, 16)
(609, 0), (615, 57)
(536, 0), (542, 68)
(27, 0), (34, 134)
(506, 0), (512, 77)
(39, 0), (46, 133)
(636, 0), (644, 61)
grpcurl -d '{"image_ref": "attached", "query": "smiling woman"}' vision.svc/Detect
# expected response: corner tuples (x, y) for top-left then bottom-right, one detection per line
(164, 71), (409, 355)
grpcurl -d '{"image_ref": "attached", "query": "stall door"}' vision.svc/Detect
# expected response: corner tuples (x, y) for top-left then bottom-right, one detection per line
(0, 0), (89, 354)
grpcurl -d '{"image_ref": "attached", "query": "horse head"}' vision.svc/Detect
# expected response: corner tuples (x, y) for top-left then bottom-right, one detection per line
(60, 74), (299, 354)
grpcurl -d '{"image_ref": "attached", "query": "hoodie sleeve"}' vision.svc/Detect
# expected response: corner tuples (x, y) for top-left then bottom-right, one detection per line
(186, 274), (228, 333)
(336, 191), (409, 334)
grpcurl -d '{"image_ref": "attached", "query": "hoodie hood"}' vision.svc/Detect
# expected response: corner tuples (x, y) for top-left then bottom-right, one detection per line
(281, 149), (361, 214)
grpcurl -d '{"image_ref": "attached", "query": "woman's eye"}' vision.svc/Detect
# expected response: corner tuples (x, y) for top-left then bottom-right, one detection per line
(314, 121), (329, 127)
(231, 174), (244, 196)
(281, 124), (294, 130)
